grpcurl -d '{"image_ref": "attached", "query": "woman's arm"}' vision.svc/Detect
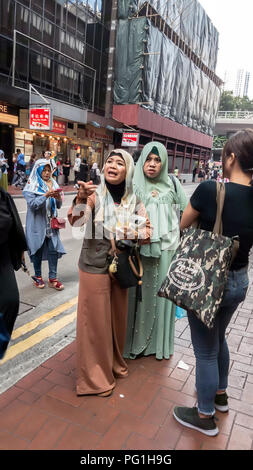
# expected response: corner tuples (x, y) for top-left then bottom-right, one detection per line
(23, 191), (47, 211)
(180, 202), (200, 230)
(67, 191), (95, 227)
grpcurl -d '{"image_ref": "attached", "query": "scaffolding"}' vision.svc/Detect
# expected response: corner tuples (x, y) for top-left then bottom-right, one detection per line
(114, 1), (222, 137)
(128, 1), (222, 87)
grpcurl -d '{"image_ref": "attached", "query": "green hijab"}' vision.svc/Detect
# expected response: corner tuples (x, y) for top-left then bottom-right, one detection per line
(133, 141), (178, 257)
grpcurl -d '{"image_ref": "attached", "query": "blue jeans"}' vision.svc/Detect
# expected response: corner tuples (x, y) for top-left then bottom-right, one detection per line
(32, 237), (58, 279)
(187, 266), (249, 415)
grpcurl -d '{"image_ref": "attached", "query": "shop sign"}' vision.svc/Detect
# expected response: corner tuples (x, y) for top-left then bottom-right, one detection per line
(29, 107), (52, 130)
(52, 120), (67, 135)
(122, 132), (139, 147)
(0, 101), (19, 125)
(84, 128), (113, 143)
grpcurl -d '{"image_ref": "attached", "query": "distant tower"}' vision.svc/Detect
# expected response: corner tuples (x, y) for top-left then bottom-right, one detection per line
(243, 71), (250, 97)
(234, 69), (244, 97)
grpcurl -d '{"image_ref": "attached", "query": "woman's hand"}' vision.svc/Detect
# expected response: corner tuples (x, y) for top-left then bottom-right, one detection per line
(45, 189), (62, 200)
(76, 181), (98, 201)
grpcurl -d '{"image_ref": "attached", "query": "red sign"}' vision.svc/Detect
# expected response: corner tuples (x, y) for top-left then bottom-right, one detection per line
(122, 132), (139, 147)
(29, 108), (52, 130)
(52, 120), (67, 135)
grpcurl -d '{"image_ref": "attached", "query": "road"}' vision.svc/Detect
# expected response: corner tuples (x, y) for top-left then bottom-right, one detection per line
(0, 183), (198, 393)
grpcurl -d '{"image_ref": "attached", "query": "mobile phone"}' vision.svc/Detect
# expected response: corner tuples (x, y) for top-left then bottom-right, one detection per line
(55, 188), (63, 192)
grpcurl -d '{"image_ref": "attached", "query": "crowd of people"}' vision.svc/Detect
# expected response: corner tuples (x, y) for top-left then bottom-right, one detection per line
(0, 150), (90, 191)
(1, 130), (253, 438)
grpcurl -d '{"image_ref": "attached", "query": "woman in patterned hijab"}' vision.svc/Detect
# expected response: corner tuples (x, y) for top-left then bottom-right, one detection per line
(68, 149), (152, 397)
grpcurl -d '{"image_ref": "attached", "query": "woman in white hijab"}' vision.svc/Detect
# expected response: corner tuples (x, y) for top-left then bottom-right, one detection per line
(68, 149), (152, 397)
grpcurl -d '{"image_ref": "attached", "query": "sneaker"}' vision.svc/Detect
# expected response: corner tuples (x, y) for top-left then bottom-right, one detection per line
(32, 276), (45, 289)
(215, 392), (229, 412)
(48, 278), (64, 291)
(173, 406), (219, 436)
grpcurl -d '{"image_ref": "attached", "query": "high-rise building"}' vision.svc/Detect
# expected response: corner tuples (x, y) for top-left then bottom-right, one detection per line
(234, 69), (244, 97)
(243, 72), (250, 97)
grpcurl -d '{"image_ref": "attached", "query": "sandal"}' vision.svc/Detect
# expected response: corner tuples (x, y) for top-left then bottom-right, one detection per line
(32, 276), (45, 289)
(48, 278), (64, 291)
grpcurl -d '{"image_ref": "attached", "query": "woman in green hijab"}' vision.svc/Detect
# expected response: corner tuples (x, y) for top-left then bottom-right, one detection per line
(124, 142), (188, 360)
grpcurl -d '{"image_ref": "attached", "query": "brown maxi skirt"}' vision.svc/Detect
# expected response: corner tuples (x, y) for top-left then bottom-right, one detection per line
(76, 269), (129, 395)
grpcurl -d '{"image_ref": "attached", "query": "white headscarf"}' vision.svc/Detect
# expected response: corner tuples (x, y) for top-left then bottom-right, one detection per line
(23, 158), (59, 195)
(94, 149), (145, 239)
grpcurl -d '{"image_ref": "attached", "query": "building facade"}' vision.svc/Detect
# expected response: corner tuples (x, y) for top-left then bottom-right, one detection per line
(0, 0), (116, 176)
(112, 0), (222, 174)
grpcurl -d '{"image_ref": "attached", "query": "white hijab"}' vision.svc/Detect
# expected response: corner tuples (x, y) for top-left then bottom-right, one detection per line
(94, 149), (145, 239)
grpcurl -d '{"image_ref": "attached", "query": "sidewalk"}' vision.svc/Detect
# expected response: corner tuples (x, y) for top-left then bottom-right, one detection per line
(0, 264), (253, 450)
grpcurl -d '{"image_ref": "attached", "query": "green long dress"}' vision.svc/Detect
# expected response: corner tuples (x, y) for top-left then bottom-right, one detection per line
(123, 142), (188, 360)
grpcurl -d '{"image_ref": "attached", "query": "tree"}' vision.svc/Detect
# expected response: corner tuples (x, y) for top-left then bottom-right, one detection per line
(213, 135), (228, 149)
(219, 91), (253, 111)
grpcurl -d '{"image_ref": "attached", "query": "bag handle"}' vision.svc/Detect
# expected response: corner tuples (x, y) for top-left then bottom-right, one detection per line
(213, 182), (225, 235)
(109, 235), (143, 282)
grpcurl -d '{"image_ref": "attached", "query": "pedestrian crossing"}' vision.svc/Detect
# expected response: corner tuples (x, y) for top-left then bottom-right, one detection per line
(0, 297), (78, 366)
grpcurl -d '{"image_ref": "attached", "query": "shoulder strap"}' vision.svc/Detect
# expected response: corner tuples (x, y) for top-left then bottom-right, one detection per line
(213, 182), (226, 234)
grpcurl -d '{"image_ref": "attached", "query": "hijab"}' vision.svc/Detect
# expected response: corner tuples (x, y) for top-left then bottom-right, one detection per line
(94, 149), (145, 239)
(23, 158), (59, 195)
(133, 141), (178, 257)
(23, 159), (59, 236)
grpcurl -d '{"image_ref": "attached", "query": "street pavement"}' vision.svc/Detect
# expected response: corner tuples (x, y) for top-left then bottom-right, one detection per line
(1, 181), (253, 451)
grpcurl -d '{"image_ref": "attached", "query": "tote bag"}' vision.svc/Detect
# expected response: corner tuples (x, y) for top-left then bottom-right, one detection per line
(158, 183), (239, 329)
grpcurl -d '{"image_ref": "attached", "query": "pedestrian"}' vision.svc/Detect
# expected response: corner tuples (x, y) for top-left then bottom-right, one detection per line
(174, 166), (179, 178)
(79, 158), (89, 183)
(27, 153), (36, 176)
(0, 186), (27, 358)
(90, 162), (101, 185)
(11, 152), (18, 185)
(0, 149), (8, 191)
(192, 164), (197, 182)
(62, 158), (71, 185)
(123, 142), (188, 360)
(23, 159), (66, 290)
(14, 149), (27, 189)
(173, 129), (253, 436)
(67, 149), (152, 397)
(198, 166), (205, 182)
(44, 150), (57, 177)
(73, 153), (81, 188)
(211, 166), (218, 180)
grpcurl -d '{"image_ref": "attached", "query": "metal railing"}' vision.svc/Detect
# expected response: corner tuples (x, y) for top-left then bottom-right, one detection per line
(217, 111), (253, 120)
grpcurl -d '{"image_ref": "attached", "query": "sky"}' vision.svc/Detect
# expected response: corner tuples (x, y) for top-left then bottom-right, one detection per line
(198, 0), (253, 98)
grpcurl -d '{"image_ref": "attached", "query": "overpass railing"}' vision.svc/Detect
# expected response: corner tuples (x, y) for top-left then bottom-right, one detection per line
(217, 111), (253, 120)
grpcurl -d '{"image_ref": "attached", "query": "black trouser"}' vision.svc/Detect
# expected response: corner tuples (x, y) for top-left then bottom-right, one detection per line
(74, 171), (80, 185)
(0, 255), (19, 356)
(64, 174), (69, 185)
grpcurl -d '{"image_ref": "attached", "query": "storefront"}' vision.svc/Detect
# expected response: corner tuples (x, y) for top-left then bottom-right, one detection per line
(0, 101), (19, 173)
(16, 109), (70, 162)
(70, 123), (113, 169)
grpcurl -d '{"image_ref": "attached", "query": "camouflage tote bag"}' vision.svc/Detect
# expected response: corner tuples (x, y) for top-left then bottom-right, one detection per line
(158, 183), (238, 329)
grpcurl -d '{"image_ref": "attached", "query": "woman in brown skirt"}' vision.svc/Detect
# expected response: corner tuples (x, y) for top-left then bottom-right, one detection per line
(68, 150), (152, 397)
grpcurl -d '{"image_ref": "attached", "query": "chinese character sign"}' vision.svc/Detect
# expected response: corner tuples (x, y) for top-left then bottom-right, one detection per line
(29, 107), (52, 130)
(122, 132), (139, 147)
